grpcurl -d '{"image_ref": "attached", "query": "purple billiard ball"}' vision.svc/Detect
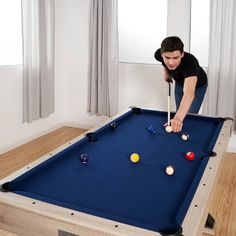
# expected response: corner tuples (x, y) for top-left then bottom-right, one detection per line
(80, 153), (89, 164)
(110, 122), (118, 129)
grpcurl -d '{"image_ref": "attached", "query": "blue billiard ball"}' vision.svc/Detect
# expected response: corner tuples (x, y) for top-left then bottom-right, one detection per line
(80, 153), (89, 164)
(148, 125), (156, 134)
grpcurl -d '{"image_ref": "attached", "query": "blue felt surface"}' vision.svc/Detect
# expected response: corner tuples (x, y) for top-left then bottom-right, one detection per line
(8, 109), (224, 233)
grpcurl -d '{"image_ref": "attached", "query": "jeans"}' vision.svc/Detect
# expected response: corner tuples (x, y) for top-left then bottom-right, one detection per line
(174, 83), (208, 114)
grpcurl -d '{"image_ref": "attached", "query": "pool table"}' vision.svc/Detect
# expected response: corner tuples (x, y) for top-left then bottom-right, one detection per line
(0, 108), (232, 236)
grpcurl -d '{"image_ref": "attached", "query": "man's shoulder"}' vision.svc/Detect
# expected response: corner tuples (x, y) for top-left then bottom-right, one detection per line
(182, 52), (199, 66)
(154, 48), (162, 62)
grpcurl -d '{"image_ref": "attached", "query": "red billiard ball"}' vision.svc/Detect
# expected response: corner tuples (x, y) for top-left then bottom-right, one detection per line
(186, 152), (195, 161)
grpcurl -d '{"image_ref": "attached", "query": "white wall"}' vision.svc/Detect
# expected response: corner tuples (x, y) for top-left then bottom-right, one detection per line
(118, 63), (172, 111)
(55, 0), (108, 128)
(0, 0), (235, 154)
(228, 133), (236, 153)
(0, 65), (64, 154)
(167, 0), (191, 51)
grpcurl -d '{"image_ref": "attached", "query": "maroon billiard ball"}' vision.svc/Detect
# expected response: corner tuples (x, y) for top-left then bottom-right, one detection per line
(110, 122), (118, 129)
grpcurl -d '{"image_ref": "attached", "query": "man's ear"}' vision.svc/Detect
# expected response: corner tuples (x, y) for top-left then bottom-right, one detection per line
(181, 52), (184, 58)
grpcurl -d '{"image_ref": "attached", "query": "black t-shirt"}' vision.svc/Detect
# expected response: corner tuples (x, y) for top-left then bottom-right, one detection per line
(154, 49), (207, 87)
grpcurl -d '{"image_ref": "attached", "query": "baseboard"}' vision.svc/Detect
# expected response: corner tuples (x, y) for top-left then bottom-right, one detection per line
(227, 146), (236, 153)
(0, 123), (65, 155)
(62, 121), (92, 130)
(0, 122), (92, 156)
(227, 131), (236, 153)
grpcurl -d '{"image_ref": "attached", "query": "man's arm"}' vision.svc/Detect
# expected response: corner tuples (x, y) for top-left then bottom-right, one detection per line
(171, 76), (197, 132)
(163, 67), (173, 83)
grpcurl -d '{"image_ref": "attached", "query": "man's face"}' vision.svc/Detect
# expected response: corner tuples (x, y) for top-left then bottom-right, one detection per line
(161, 50), (184, 70)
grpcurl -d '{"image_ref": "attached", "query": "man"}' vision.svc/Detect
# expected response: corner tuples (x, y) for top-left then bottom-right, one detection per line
(154, 36), (208, 132)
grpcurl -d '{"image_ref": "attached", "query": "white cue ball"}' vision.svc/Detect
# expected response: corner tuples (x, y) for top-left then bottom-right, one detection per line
(166, 165), (174, 175)
(181, 133), (189, 141)
(165, 125), (172, 133)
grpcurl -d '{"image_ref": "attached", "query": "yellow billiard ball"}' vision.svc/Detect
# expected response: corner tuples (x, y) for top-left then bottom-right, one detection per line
(130, 153), (140, 163)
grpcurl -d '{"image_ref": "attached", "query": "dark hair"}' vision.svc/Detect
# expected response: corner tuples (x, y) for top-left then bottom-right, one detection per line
(160, 36), (184, 54)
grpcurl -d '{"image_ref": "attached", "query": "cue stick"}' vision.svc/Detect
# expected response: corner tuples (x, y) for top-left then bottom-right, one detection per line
(167, 82), (171, 126)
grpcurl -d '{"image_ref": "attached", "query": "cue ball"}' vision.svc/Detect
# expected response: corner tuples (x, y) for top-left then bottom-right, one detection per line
(130, 153), (140, 163)
(186, 152), (195, 161)
(166, 165), (174, 175)
(165, 125), (172, 133)
(80, 153), (89, 164)
(181, 133), (189, 141)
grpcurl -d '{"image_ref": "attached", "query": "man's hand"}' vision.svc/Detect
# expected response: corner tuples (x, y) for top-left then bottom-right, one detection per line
(170, 116), (183, 132)
(164, 116), (183, 133)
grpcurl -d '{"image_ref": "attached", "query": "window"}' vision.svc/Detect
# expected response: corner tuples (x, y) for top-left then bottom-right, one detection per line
(190, 0), (210, 67)
(0, 0), (22, 66)
(118, 0), (167, 64)
(118, 0), (210, 66)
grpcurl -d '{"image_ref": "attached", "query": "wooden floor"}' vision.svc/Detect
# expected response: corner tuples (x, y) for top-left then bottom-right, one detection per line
(203, 151), (236, 236)
(0, 127), (235, 236)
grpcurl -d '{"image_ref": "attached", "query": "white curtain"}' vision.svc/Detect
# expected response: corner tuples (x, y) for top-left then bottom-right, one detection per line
(203, 0), (236, 129)
(22, 0), (55, 122)
(87, 0), (119, 117)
